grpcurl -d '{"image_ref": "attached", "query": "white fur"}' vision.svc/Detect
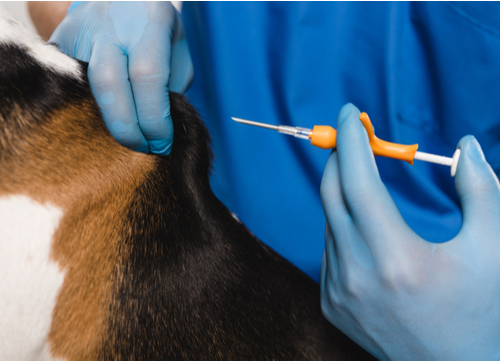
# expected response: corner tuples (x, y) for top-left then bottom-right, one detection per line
(0, 195), (65, 360)
(0, 6), (81, 79)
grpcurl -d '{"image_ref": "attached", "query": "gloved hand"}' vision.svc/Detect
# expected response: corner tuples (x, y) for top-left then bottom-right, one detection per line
(320, 103), (500, 360)
(50, 2), (193, 155)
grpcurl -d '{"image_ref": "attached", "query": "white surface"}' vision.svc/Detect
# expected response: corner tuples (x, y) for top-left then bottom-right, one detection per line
(0, 4), (81, 78)
(0, 195), (64, 360)
(0, 1), (35, 32)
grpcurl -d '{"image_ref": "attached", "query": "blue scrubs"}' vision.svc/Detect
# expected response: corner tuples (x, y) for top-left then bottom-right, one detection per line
(182, 2), (500, 281)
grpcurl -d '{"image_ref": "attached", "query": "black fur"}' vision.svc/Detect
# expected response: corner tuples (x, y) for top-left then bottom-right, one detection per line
(0, 43), (87, 119)
(100, 94), (373, 360)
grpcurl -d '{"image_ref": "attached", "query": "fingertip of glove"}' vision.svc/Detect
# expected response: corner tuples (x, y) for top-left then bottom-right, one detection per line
(337, 103), (361, 127)
(149, 140), (173, 156)
(458, 135), (485, 164)
(454, 135), (497, 192)
(457, 134), (475, 149)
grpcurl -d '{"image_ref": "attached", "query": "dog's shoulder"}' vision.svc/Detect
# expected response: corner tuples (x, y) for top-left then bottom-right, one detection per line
(0, 11), (373, 360)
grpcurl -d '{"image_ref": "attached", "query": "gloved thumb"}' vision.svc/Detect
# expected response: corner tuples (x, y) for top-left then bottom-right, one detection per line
(454, 136), (500, 230)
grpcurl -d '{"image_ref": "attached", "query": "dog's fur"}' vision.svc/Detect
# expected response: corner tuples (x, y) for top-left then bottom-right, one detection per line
(0, 13), (374, 360)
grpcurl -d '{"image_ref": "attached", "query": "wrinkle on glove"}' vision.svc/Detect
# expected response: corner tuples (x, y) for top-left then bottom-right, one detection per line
(51, 2), (194, 155)
(321, 103), (500, 360)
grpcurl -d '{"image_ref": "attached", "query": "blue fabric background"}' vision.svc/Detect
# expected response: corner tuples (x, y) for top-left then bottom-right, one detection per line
(182, 2), (500, 281)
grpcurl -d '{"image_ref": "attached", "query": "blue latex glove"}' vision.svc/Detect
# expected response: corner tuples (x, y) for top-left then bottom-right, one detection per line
(50, 2), (193, 155)
(320, 103), (500, 360)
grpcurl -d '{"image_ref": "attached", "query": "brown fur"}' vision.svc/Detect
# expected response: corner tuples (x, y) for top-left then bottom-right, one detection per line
(0, 98), (154, 358)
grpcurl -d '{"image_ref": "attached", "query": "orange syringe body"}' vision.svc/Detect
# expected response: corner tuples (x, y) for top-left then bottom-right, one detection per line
(308, 112), (418, 165)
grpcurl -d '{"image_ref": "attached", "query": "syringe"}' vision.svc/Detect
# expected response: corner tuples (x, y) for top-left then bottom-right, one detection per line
(232, 113), (461, 177)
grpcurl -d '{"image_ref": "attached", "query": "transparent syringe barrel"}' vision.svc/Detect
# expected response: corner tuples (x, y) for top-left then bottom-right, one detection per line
(277, 126), (312, 140)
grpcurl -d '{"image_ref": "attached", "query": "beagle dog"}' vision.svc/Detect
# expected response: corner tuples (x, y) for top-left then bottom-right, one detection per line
(0, 10), (373, 360)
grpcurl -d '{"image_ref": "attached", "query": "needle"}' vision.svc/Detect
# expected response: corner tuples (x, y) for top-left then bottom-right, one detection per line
(232, 117), (278, 130)
(232, 115), (461, 177)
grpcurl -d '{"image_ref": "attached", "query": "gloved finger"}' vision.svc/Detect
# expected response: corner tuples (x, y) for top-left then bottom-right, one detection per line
(454, 136), (500, 235)
(321, 224), (359, 329)
(169, 9), (194, 94)
(321, 224), (378, 358)
(320, 252), (330, 298)
(128, 49), (173, 155)
(88, 43), (149, 153)
(49, 1), (95, 61)
(321, 150), (349, 240)
(323, 224), (340, 285)
(321, 150), (373, 274)
(321, 231), (341, 324)
(336, 103), (416, 258)
(127, 8), (177, 156)
(321, 150), (354, 270)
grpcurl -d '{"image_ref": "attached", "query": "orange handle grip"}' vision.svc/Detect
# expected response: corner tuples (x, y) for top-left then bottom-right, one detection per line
(359, 112), (418, 165)
(308, 112), (418, 164)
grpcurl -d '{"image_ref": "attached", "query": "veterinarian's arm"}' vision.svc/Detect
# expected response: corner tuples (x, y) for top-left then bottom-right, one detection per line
(320, 103), (500, 360)
(28, 2), (71, 41)
(30, 1), (193, 156)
